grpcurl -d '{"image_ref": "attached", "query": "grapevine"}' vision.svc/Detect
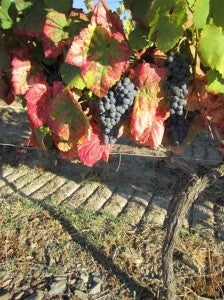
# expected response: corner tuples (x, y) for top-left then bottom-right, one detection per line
(0, 0), (223, 167)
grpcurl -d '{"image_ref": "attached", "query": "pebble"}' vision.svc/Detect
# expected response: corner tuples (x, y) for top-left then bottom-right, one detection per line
(49, 279), (67, 295)
(73, 290), (88, 300)
(80, 273), (89, 283)
(0, 293), (12, 300)
(88, 282), (101, 296)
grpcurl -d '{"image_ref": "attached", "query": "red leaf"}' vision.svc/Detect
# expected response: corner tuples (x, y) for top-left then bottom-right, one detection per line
(66, 3), (130, 97)
(91, 4), (125, 35)
(25, 82), (51, 128)
(11, 48), (32, 95)
(130, 62), (169, 149)
(77, 121), (113, 167)
(52, 81), (64, 97)
(130, 61), (167, 89)
(42, 11), (67, 57)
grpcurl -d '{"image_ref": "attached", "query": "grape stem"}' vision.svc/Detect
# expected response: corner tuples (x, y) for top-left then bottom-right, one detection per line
(193, 29), (214, 138)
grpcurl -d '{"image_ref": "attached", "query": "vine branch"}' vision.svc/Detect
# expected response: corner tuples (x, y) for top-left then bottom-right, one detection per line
(162, 161), (224, 300)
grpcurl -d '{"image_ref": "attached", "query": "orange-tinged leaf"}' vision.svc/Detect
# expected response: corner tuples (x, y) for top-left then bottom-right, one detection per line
(129, 62), (169, 148)
(48, 90), (90, 160)
(66, 3), (130, 97)
(11, 48), (32, 95)
(91, 3), (125, 35)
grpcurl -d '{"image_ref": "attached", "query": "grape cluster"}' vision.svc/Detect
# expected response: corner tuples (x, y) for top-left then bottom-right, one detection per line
(97, 77), (136, 144)
(165, 110), (198, 146)
(164, 51), (191, 116)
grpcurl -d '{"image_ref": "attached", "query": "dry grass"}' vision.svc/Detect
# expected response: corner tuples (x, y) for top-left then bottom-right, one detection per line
(0, 192), (224, 299)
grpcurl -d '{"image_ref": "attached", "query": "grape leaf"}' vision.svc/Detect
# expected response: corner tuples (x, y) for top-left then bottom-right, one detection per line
(48, 90), (89, 160)
(198, 24), (224, 78)
(148, 0), (188, 52)
(44, 0), (72, 14)
(13, 1), (46, 36)
(0, 0), (13, 29)
(206, 70), (224, 94)
(91, 3), (125, 35)
(129, 62), (169, 149)
(42, 10), (68, 58)
(128, 26), (150, 50)
(77, 121), (113, 167)
(187, 76), (214, 111)
(83, 0), (93, 10)
(66, 4), (130, 97)
(66, 23), (130, 97)
(60, 63), (85, 89)
(11, 48), (32, 95)
(31, 126), (53, 151)
(210, 0), (224, 28)
(14, 0), (32, 12)
(67, 10), (89, 41)
(25, 82), (51, 128)
(123, 0), (152, 27)
(193, 0), (210, 29)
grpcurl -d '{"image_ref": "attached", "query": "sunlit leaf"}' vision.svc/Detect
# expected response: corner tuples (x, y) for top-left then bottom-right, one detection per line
(198, 23), (224, 78)
(66, 4), (130, 97)
(42, 10), (68, 57)
(129, 62), (169, 148)
(11, 48), (32, 95)
(77, 121), (113, 166)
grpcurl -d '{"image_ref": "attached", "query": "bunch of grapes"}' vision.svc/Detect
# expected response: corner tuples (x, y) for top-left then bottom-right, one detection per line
(96, 77), (137, 144)
(165, 110), (198, 146)
(164, 51), (191, 116)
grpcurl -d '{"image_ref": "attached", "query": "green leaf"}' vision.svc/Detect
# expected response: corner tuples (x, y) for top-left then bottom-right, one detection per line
(33, 126), (53, 151)
(0, 0), (13, 29)
(67, 10), (89, 41)
(14, 1), (46, 35)
(198, 23), (224, 78)
(128, 26), (149, 50)
(84, 0), (92, 10)
(148, 0), (188, 52)
(44, 0), (72, 14)
(60, 63), (86, 89)
(187, 0), (196, 8)
(210, 0), (224, 28)
(42, 10), (68, 44)
(123, 0), (152, 27)
(206, 69), (224, 94)
(193, 0), (210, 29)
(14, 0), (33, 12)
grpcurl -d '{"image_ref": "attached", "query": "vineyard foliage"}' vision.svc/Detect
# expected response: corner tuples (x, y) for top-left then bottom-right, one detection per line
(0, 0), (224, 166)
